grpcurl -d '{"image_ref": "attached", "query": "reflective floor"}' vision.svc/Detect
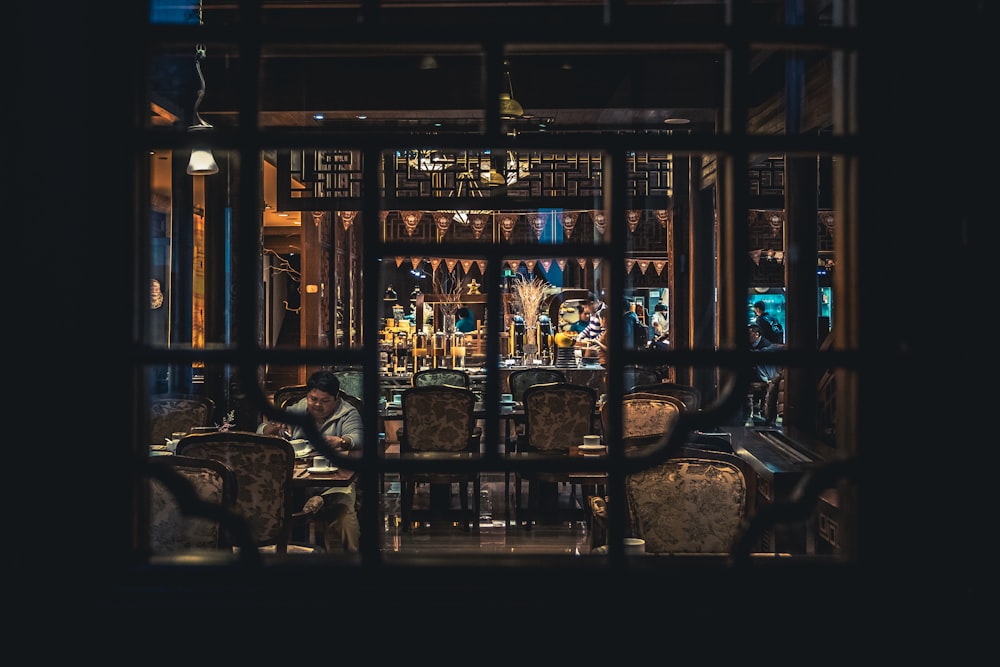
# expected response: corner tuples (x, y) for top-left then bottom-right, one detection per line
(379, 474), (594, 556)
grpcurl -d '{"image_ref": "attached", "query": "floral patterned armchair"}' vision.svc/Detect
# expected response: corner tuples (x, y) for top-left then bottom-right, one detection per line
(589, 447), (756, 555)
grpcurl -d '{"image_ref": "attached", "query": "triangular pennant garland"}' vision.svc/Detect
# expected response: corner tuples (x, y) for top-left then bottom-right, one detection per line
(461, 260), (474, 274)
(556, 259), (567, 271)
(625, 259), (636, 274)
(653, 260), (667, 276)
(396, 256), (405, 268)
(445, 258), (458, 273)
(476, 260), (487, 275)
(540, 259), (553, 274)
(638, 260), (650, 275)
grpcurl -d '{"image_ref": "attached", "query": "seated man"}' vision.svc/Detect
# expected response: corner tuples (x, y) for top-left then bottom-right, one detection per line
(748, 323), (783, 426)
(258, 370), (364, 552)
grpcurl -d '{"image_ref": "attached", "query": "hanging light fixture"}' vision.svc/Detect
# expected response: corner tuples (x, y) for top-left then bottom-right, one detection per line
(499, 62), (524, 120)
(186, 41), (218, 176)
(384, 285), (398, 302)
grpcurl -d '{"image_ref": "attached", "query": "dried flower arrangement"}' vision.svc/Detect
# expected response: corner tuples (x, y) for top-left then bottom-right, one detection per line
(511, 274), (553, 329)
(433, 267), (464, 325)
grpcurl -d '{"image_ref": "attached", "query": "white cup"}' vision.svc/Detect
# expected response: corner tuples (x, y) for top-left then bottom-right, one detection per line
(312, 455), (331, 470)
(583, 434), (602, 447)
(624, 537), (646, 554)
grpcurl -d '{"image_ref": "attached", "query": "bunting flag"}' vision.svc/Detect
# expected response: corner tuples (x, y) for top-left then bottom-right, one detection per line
(445, 258), (458, 273)
(556, 259), (567, 271)
(767, 211), (784, 237)
(561, 211), (578, 237)
(400, 210), (423, 236)
(476, 259), (487, 274)
(338, 211), (357, 230)
(819, 210), (835, 233)
(625, 259), (636, 274)
(592, 211), (607, 235)
(470, 214), (488, 239)
(434, 213), (452, 235)
(499, 214), (518, 240)
(461, 260), (474, 274)
(540, 259), (553, 274)
(524, 259), (537, 273)
(749, 249), (762, 266)
(577, 258), (588, 270)
(626, 209), (642, 233)
(653, 260), (667, 276)
(591, 258), (602, 270)
(654, 209), (673, 228)
(637, 260), (650, 275)
(395, 256), (405, 267)
(508, 259), (522, 272)
(528, 213), (546, 240)
(412, 257), (424, 269)
(429, 257), (442, 272)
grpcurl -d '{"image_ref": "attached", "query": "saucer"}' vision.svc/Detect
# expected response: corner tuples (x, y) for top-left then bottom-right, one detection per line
(307, 466), (338, 474)
(579, 443), (604, 451)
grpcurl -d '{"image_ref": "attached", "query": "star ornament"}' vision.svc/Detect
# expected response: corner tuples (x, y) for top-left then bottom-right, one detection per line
(466, 279), (481, 295)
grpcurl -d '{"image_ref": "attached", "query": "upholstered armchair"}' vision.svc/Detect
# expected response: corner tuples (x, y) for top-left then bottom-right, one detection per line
(398, 385), (482, 532)
(176, 432), (318, 554)
(147, 454), (238, 555)
(516, 382), (597, 529)
(411, 368), (471, 388)
(149, 394), (216, 444)
(589, 447), (755, 555)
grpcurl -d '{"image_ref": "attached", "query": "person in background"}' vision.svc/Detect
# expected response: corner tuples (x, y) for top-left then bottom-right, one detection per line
(622, 300), (642, 349)
(650, 302), (669, 350)
(455, 306), (476, 333)
(748, 323), (783, 426)
(752, 300), (784, 345)
(575, 295), (605, 342)
(258, 370), (364, 553)
(574, 295), (606, 362)
(570, 305), (590, 333)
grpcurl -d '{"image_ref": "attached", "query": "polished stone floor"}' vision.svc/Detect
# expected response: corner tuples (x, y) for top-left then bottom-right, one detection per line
(377, 473), (595, 556)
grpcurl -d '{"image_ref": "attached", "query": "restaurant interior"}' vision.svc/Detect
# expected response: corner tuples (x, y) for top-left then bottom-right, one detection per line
(38, 0), (988, 633)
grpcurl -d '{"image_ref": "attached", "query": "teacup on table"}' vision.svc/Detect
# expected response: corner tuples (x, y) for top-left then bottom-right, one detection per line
(624, 537), (646, 554)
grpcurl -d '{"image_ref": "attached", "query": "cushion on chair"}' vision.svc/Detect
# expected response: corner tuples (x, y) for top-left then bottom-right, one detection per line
(177, 435), (293, 548)
(522, 384), (595, 453)
(625, 457), (748, 553)
(148, 456), (234, 553)
(150, 395), (214, 444)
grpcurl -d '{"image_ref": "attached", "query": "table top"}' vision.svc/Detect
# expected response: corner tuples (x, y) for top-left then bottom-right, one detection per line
(291, 460), (356, 487)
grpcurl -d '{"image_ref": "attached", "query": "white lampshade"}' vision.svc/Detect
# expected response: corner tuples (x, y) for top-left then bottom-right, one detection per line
(187, 148), (219, 175)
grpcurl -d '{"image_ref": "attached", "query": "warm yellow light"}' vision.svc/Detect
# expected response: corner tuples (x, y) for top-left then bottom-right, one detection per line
(187, 148), (219, 175)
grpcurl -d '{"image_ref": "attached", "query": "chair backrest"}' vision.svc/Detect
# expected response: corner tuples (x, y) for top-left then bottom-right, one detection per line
(176, 432), (296, 553)
(627, 382), (702, 411)
(273, 384), (308, 409)
(625, 448), (755, 554)
(604, 393), (684, 449)
(411, 368), (471, 388)
(521, 382), (597, 453)
(507, 368), (568, 403)
(150, 394), (216, 444)
(400, 385), (478, 453)
(332, 368), (365, 403)
(148, 454), (237, 553)
(621, 365), (663, 392)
